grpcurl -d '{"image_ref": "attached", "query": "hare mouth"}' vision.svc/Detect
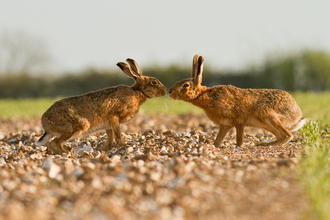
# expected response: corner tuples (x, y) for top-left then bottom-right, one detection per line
(160, 89), (167, 97)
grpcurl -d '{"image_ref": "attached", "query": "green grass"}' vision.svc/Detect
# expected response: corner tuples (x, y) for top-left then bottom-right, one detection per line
(298, 121), (330, 220)
(140, 97), (202, 114)
(292, 92), (330, 122)
(0, 98), (58, 118)
(0, 97), (203, 118)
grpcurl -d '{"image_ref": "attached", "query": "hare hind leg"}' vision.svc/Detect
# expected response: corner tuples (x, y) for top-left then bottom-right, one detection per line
(48, 119), (90, 154)
(48, 133), (74, 154)
(214, 125), (232, 147)
(36, 132), (53, 146)
(259, 116), (293, 147)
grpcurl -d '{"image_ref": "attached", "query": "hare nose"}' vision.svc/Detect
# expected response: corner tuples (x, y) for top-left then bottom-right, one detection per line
(168, 88), (173, 94)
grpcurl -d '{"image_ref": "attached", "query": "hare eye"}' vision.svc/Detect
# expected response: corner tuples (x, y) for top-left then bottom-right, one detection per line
(183, 83), (190, 88)
(151, 80), (158, 85)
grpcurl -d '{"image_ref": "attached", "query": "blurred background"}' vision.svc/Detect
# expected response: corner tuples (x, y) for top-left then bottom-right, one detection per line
(0, 0), (330, 98)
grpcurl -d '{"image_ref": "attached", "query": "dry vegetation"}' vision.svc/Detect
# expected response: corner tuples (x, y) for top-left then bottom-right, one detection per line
(0, 113), (314, 220)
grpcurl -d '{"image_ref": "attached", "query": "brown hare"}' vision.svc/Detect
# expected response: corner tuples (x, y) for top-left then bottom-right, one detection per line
(169, 54), (307, 148)
(36, 58), (167, 154)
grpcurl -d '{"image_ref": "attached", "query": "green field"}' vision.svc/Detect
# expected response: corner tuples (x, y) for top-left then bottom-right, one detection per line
(292, 92), (330, 122)
(0, 97), (203, 118)
(0, 92), (329, 122)
(0, 98), (56, 118)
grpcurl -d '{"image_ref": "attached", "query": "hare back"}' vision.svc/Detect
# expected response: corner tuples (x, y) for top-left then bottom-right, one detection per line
(41, 85), (147, 134)
(194, 85), (302, 126)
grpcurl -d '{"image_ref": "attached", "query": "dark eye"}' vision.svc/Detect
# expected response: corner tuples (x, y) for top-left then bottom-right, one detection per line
(183, 83), (190, 88)
(151, 80), (158, 85)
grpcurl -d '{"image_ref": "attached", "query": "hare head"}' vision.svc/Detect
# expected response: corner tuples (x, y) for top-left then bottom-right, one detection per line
(168, 54), (206, 101)
(117, 58), (167, 98)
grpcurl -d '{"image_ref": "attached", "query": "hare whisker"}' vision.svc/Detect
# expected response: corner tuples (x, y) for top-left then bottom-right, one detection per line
(162, 97), (170, 113)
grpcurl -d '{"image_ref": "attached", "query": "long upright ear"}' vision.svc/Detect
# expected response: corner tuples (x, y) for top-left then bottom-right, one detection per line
(192, 54), (199, 78)
(194, 56), (204, 86)
(117, 62), (139, 80)
(126, 58), (143, 77)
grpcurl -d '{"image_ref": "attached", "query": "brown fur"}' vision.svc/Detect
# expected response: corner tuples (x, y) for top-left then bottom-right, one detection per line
(37, 58), (166, 154)
(169, 54), (307, 148)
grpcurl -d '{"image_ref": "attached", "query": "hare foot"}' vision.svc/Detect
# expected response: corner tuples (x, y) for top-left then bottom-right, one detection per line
(98, 142), (113, 152)
(48, 142), (68, 155)
(257, 135), (292, 147)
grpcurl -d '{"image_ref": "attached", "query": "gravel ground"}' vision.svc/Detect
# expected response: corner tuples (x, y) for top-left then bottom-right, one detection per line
(0, 113), (313, 220)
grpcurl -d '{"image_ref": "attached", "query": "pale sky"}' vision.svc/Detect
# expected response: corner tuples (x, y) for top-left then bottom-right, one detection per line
(0, 0), (329, 72)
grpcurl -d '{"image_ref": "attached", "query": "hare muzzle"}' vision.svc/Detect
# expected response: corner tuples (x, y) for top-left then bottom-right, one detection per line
(168, 88), (177, 99)
(159, 86), (167, 97)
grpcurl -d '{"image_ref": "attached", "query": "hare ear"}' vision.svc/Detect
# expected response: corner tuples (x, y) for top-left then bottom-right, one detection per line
(117, 62), (139, 80)
(126, 58), (143, 78)
(192, 54), (199, 78)
(194, 55), (204, 86)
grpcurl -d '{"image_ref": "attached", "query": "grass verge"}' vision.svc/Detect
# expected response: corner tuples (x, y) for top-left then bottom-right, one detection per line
(298, 121), (330, 220)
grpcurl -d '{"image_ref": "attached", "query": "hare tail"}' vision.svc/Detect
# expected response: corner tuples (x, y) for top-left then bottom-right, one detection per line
(36, 132), (52, 146)
(287, 118), (309, 132)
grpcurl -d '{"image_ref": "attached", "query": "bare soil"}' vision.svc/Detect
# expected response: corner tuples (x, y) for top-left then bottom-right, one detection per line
(0, 113), (314, 220)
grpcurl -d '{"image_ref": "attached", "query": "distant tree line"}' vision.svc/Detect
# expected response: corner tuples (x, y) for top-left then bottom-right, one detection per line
(0, 49), (330, 98)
